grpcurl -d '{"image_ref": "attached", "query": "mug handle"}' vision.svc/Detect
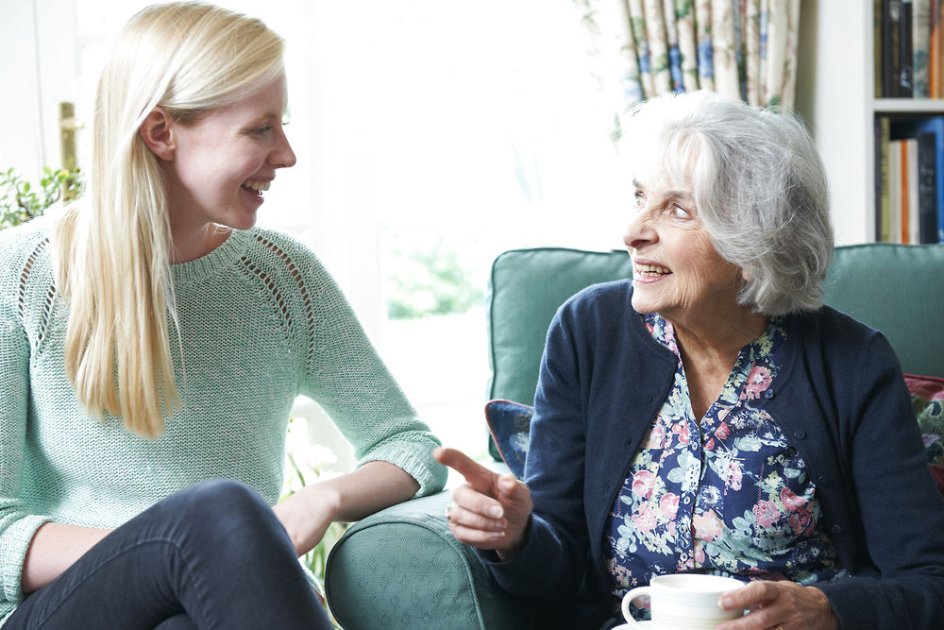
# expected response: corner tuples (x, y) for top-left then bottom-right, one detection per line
(620, 585), (651, 626)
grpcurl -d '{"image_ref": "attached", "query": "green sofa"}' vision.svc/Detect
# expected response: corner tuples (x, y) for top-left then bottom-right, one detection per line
(324, 244), (944, 630)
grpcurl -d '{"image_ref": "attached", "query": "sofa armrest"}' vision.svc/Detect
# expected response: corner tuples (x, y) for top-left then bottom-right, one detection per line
(325, 490), (533, 629)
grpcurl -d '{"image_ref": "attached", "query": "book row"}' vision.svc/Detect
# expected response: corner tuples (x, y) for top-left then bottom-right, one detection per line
(875, 115), (944, 243)
(876, 0), (944, 99)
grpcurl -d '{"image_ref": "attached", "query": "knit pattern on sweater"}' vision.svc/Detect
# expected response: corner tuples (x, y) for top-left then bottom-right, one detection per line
(0, 217), (445, 613)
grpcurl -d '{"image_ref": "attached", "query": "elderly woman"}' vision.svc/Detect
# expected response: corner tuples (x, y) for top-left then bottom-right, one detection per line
(435, 90), (944, 629)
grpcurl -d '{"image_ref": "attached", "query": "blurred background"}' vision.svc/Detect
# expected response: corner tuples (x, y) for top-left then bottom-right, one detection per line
(0, 0), (628, 468)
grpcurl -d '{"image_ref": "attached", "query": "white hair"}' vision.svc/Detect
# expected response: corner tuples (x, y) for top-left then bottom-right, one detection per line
(620, 90), (834, 316)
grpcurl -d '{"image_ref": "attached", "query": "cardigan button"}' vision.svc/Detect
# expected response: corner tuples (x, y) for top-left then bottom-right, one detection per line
(816, 475), (831, 487)
(792, 429), (807, 440)
(830, 524), (843, 535)
(763, 388), (775, 399)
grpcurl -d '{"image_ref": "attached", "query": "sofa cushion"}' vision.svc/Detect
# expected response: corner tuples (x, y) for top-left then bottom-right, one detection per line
(487, 248), (633, 461)
(822, 244), (944, 378)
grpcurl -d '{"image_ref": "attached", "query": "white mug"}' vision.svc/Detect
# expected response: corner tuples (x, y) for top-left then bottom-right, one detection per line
(620, 573), (745, 629)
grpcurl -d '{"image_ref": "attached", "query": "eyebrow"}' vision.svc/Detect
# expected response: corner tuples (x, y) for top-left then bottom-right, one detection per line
(632, 179), (694, 203)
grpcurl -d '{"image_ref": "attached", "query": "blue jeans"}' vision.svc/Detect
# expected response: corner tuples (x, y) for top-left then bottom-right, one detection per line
(6, 479), (331, 630)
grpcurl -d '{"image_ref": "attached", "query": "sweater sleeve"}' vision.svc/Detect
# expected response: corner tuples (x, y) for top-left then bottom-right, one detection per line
(817, 333), (944, 630)
(292, 251), (446, 497)
(0, 243), (51, 607)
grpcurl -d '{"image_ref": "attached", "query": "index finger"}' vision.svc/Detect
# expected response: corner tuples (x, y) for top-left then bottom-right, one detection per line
(433, 447), (498, 494)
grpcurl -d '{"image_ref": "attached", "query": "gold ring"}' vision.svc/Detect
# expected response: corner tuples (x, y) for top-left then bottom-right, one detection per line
(444, 503), (453, 520)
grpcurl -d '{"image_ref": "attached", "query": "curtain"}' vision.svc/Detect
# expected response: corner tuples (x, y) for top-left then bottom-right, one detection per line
(581, 0), (801, 137)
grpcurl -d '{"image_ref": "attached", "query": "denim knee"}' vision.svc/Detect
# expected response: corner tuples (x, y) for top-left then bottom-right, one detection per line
(168, 479), (289, 551)
(177, 478), (270, 519)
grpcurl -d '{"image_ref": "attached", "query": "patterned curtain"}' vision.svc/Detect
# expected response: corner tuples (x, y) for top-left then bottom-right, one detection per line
(579, 0), (801, 137)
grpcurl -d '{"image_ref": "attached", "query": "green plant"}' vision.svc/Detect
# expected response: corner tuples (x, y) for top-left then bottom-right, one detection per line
(384, 238), (484, 319)
(0, 166), (84, 231)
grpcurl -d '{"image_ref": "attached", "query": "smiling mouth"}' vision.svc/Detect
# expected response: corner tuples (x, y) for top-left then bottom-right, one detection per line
(634, 262), (671, 277)
(241, 180), (271, 196)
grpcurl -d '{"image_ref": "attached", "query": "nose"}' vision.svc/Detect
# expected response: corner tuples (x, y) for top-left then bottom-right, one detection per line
(623, 207), (657, 252)
(271, 127), (297, 169)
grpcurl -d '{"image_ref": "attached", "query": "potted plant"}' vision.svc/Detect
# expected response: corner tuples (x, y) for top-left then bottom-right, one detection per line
(0, 166), (83, 231)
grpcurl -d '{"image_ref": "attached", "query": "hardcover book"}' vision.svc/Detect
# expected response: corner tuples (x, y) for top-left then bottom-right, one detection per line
(901, 0), (915, 97)
(890, 116), (944, 243)
(884, 0), (903, 98)
(876, 116), (892, 242)
(917, 132), (938, 243)
(889, 138), (903, 243)
(914, 0), (932, 97)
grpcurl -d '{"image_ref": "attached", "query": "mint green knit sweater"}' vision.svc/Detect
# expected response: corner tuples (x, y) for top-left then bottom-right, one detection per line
(0, 217), (446, 619)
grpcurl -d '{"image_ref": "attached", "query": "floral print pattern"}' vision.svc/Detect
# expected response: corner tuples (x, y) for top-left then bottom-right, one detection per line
(605, 313), (845, 600)
(577, 0), (800, 131)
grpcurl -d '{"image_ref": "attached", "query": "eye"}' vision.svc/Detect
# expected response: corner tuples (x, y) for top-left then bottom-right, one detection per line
(632, 189), (645, 209)
(670, 204), (692, 220)
(249, 125), (273, 136)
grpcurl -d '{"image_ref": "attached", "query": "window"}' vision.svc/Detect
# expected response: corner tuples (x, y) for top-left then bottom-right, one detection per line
(5, 0), (627, 467)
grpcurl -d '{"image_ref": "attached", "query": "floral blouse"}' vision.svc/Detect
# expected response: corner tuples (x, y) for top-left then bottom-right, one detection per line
(605, 313), (846, 599)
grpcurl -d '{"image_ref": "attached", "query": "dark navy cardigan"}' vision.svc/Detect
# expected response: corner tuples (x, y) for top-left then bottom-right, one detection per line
(484, 280), (944, 629)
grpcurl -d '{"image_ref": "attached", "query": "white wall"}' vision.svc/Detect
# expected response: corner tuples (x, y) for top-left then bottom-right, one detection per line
(795, 1), (871, 245)
(0, 0), (47, 179)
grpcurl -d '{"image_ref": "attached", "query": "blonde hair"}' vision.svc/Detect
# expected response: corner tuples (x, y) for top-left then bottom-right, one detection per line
(54, 2), (285, 436)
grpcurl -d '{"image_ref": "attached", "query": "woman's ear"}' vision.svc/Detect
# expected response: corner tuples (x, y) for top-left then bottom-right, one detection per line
(139, 108), (175, 160)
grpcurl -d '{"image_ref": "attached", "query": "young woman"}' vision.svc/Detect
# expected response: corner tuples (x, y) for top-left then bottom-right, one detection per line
(0, 3), (445, 627)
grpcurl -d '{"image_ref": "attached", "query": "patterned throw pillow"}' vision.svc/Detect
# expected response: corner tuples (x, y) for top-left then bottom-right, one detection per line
(905, 373), (944, 496)
(484, 399), (534, 480)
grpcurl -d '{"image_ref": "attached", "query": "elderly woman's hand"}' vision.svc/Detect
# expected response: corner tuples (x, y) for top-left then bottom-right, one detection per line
(433, 447), (533, 559)
(715, 581), (839, 630)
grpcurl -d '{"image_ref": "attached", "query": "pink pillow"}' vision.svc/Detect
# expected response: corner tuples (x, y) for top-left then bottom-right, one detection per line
(905, 373), (944, 496)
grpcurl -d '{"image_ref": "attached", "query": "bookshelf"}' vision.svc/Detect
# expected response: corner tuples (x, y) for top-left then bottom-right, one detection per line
(796, 1), (944, 245)
(875, 99), (944, 113)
